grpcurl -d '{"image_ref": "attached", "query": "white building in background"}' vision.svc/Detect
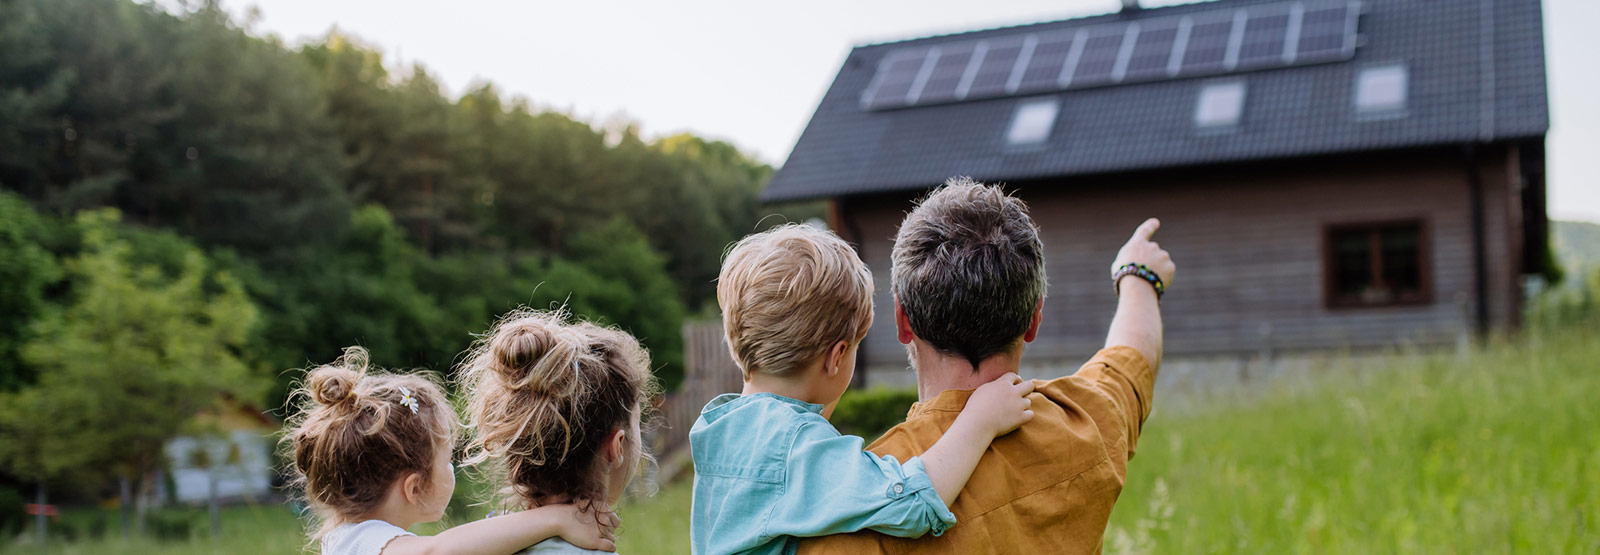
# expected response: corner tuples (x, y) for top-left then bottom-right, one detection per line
(160, 401), (278, 505)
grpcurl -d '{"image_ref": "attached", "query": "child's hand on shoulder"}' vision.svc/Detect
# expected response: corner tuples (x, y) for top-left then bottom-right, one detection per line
(551, 501), (621, 552)
(965, 373), (1035, 438)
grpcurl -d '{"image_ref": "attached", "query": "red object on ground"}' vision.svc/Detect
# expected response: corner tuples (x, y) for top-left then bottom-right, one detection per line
(24, 503), (58, 517)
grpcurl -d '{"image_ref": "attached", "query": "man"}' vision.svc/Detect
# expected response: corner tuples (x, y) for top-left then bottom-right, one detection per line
(798, 178), (1174, 554)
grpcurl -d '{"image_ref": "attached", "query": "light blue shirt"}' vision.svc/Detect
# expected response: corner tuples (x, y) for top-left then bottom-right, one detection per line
(689, 393), (956, 555)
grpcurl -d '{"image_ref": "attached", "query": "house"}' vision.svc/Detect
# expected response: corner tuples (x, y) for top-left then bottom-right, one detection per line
(764, 0), (1551, 386)
(158, 400), (279, 505)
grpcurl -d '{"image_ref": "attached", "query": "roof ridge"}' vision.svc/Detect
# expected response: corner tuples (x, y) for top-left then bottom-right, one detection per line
(851, 0), (1242, 50)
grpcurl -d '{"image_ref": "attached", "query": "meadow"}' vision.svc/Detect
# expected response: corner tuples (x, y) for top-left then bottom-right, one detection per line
(1102, 321), (1599, 553)
(12, 321), (1596, 554)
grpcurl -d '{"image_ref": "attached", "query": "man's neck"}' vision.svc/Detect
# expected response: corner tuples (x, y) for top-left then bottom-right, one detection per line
(910, 340), (1023, 402)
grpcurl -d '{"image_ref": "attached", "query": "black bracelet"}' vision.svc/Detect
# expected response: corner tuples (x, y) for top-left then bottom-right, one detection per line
(1112, 263), (1165, 300)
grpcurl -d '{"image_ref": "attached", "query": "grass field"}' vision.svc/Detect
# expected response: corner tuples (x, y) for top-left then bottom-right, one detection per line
(11, 323), (1596, 553)
(1103, 322), (1600, 553)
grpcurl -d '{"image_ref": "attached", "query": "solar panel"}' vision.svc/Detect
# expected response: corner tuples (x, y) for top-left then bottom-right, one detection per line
(1179, 17), (1234, 75)
(860, 0), (1361, 110)
(1297, 2), (1356, 62)
(1068, 28), (1127, 88)
(1122, 22), (1181, 81)
(862, 50), (928, 109)
(964, 38), (1025, 99)
(1235, 12), (1291, 69)
(1016, 32), (1079, 93)
(914, 44), (976, 104)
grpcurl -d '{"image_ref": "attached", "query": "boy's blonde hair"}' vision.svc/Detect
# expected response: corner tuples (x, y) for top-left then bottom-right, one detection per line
(717, 223), (873, 378)
(280, 347), (457, 542)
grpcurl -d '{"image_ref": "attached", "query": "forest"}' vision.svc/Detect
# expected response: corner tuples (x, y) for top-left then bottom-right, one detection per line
(0, 0), (813, 512)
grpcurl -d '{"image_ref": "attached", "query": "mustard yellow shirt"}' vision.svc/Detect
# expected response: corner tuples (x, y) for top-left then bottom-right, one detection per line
(796, 346), (1154, 555)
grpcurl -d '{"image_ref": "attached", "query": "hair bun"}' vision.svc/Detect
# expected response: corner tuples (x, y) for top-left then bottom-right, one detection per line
(309, 366), (359, 406)
(488, 313), (583, 398)
(308, 346), (369, 406)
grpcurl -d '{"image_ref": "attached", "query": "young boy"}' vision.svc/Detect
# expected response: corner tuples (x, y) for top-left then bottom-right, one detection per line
(689, 224), (1036, 555)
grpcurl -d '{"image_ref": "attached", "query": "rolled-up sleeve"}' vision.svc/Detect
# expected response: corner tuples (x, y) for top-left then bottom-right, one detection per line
(1069, 346), (1155, 458)
(761, 421), (956, 541)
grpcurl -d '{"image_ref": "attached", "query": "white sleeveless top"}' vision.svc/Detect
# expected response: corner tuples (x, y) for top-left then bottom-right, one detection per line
(322, 520), (414, 555)
(517, 537), (616, 554)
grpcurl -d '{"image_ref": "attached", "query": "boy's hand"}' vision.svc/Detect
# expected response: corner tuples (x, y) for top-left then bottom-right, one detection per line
(555, 502), (620, 552)
(964, 373), (1036, 438)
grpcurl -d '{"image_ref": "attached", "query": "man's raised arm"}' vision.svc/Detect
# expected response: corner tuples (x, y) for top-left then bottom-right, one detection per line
(1103, 218), (1174, 373)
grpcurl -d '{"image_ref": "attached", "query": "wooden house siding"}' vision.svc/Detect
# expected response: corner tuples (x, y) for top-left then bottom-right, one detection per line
(836, 147), (1526, 379)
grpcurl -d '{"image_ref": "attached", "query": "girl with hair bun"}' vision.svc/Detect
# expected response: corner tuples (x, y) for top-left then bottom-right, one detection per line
(283, 346), (619, 555)
(460, 308), (660, 555)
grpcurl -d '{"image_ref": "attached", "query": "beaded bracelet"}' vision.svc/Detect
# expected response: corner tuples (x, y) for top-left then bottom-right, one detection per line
(1111, 263), (1165, 300)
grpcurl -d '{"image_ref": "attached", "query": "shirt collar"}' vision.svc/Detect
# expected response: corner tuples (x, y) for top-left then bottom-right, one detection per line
(700, 392), (825, 418)
(908, 388), (977, 419)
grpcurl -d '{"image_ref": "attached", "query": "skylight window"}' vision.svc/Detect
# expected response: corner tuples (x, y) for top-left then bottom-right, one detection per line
(1007, 98), (1059, 146)
(1355, 64), (1408, 115)
(1195, 80), (1246, 129)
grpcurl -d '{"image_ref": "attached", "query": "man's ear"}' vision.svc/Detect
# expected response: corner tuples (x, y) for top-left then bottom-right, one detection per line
(895, 297), (915, 345)
(824, 340), (849, 378)
(1023, 298), (1044, 343)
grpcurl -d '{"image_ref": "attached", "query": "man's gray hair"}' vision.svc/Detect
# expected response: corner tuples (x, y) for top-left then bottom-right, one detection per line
(891, 177), (1047, 369)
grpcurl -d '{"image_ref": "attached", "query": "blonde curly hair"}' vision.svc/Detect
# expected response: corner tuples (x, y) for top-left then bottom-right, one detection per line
(280, 346), (457, 542)
(458, 308), (658, 514)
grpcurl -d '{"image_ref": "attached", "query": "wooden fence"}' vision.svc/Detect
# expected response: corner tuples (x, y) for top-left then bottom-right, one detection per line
(649, 319), (743, 465)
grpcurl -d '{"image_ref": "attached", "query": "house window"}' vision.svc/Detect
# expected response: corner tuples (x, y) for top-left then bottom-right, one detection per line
(1325, 220), (1429, 307)
(1354, 64), (1408, 115)
(1006, 98), (1059, 146)
(1195, 80), (1246, 129)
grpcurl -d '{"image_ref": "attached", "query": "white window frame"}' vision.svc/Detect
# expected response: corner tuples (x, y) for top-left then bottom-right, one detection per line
(1006, 98), (1060, 146)
(1194, 80), (1247, 130)
(1354, 63), (1409, 117)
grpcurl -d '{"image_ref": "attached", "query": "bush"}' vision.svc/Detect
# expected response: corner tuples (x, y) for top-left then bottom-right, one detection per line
(56, 510), (109, 541)
(830, 388), (920, 441)
(0, 483), (25, 538)
(145, 508), (198, 541)
(1528, 267), (1600, 331)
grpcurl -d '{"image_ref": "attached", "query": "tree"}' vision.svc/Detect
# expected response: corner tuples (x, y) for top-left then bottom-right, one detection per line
(0, 192), (61, 391)
(0, 208), (263, 531)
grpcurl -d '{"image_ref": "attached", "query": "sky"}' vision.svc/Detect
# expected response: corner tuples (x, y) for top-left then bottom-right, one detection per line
(233, 0), (1600, 223)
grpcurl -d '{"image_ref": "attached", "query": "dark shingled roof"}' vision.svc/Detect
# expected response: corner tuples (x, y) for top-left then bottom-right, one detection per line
(764, 0), (1549, 202)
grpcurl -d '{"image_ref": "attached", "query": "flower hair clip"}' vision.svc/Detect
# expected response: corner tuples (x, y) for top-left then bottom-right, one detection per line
(398, 386), (420, 414)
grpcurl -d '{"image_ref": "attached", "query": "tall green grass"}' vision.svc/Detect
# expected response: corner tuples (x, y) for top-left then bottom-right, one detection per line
(1106, 323), (1600, 553)
(16, 504), (307, 555)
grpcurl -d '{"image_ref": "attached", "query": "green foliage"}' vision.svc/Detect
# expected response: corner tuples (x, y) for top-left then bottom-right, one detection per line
(1552, 220), (1600, 288)
(0, 0), (348, 250)
(0, 209), (262, 485)
(1528, 267), (1600, 331)
(830, 387), (921, 441)
(1, 0), (796, 409)
(0, 483), (24, 538)
(0, 0), (802, 509)
(248, 205), (451, 375)
(0, 192), (62, 391)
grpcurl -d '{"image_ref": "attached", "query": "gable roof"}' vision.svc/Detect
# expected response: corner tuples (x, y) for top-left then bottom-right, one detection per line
(764, 0), (1549, 202)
